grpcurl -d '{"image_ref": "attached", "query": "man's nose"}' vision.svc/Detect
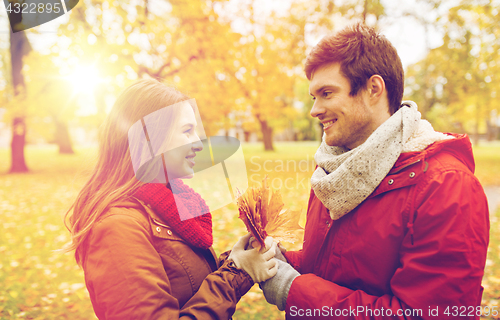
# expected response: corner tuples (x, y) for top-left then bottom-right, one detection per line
(310, 100), (324, 118)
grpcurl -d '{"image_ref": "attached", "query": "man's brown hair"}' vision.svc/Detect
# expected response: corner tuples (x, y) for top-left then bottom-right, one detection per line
(305, 23), (404, 114)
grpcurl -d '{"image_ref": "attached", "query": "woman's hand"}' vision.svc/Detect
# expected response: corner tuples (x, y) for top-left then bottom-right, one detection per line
(249, 236), (287, 262)
(228, 234), (278, 283)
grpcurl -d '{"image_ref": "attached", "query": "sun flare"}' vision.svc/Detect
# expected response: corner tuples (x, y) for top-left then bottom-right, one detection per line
(66, 65), (102, 116)
(67, 65), (101, 93)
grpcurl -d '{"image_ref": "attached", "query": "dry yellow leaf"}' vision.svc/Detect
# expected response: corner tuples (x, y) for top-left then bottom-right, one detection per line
(237, 176), (303, 247)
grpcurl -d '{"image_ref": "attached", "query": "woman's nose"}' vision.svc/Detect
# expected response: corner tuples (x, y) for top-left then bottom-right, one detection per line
(192, 133), (203, 152)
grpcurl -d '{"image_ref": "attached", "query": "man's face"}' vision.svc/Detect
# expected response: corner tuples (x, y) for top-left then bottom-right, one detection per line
(309, 62), (376, 150)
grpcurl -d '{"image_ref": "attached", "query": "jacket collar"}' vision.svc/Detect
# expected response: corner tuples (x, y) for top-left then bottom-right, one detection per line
(390, 133), (474, 174)
(368, 133), (473, 199)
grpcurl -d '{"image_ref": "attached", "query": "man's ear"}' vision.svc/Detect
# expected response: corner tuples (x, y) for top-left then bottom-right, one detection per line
(367, 75), (386, 101)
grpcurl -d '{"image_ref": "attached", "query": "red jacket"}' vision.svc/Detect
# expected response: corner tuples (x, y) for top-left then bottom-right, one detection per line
(284, 134), (489, 319)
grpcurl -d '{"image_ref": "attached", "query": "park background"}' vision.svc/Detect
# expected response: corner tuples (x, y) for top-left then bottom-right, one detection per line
(1, 0), (500, 319)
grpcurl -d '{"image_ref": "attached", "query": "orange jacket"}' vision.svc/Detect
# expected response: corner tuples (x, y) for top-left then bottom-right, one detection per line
(82, 199), (253, 319)
(284, 134), (489, 319)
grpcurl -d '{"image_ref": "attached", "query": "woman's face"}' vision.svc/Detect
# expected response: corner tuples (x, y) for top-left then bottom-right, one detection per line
(163, 102), (203, 180)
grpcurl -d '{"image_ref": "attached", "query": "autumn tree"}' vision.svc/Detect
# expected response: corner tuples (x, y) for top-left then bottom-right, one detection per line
(49, 0), (243, 140)
(405, 0), (500, 143)
(6, 2), (32, 172)
(23, 53), (80, 153)
(214, 0), (340, 150)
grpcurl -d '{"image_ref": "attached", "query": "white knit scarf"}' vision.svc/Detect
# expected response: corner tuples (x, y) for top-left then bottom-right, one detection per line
(311, 101), (453, 220)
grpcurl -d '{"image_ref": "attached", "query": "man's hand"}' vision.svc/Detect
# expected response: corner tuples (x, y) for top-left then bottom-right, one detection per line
(275, 242), (287, 262)
(261, 259), (300, 311)
(228, 234), (278, 283)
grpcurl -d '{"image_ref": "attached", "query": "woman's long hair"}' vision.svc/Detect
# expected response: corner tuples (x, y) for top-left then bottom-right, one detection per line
(64, 78), (189, 265)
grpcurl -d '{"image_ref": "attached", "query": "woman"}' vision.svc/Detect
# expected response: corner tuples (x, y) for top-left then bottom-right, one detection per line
(65, 79), (277, 319)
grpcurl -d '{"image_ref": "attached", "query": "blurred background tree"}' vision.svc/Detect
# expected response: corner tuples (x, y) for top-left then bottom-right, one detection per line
(4, 1), (32, 172)
(405, 0), (500, 144)
(1, 0), (500, 168)
(1, 1), (500, 319)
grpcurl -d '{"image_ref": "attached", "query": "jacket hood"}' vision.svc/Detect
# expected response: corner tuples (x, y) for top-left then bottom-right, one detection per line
(395, 133), (475, 173)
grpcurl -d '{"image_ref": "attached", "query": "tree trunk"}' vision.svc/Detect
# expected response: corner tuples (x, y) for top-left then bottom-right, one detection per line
(224, 114), (230, 137)
(54, 119), (75, 154)
(486, 118), (498, 142)
(9, 19), (32, 173)
(258, 119), (274, 151)
(472, 131), (479, 146)
(472, 118), (479, 146)
(10, 117), (29, 173)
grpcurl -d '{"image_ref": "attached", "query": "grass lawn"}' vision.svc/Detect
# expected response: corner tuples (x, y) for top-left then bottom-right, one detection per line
(472, 143), (500, 187)
(0, 141), (499, 319)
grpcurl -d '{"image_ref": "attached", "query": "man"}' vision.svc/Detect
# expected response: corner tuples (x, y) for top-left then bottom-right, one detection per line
(261, 23), (489, 319)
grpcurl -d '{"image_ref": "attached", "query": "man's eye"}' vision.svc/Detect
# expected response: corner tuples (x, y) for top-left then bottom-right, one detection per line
(322, 91), (331, 98)
(311, 96), (316, 101)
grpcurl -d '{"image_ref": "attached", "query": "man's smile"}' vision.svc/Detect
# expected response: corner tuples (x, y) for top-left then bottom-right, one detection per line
(322, 119), (337, 130)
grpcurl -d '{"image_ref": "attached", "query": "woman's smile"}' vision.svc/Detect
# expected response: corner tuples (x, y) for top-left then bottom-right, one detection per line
(185, 153), (196, 167)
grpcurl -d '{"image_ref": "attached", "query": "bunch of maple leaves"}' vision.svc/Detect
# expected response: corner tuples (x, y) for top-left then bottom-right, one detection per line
(237, 177), (304, 248)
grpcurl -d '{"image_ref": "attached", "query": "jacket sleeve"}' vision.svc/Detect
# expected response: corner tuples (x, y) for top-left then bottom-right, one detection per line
(285, 170), (489, 319)
(84, 213), (253, 320)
